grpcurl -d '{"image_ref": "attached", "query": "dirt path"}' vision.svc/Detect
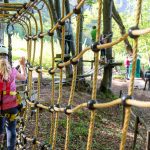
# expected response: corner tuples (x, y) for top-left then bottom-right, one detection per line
(112, 78), (150, 101)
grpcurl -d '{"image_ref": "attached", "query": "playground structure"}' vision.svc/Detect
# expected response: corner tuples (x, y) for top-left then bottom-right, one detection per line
(0, 0), (150, 149)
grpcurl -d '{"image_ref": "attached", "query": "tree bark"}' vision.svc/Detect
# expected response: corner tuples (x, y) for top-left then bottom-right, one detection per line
(4, 0), (12, 65)
(112, 1), (132, 55)
(8, 34), (12, 66)
(77, 9), (84, 76)
(48, 0), (61, 43)
(99, 0), (113, 93)
(65, 0), (75, 56)
(54, 0), (61, 20)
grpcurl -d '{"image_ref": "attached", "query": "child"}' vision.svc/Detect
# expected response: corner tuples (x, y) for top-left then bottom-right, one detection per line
(124, 56), (130, 80)
(91, 26), (97, 42)
(0, 44), (27, 150)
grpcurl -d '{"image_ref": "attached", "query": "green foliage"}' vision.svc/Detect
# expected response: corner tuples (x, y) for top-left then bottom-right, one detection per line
(113, 74), (125, 80)
(86, 0), (95, 6)
(7, 0), (150, 68)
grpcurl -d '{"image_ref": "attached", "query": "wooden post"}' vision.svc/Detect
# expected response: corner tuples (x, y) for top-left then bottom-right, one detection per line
(132, 116), (139, 150)
(91, 60), (94, 80)
(122, 106), (125, 128)
(0, 23), (4, 44)
(146, 131), (150, 150)
(0, 0), (5, 44)
(8, 33), (12, 66)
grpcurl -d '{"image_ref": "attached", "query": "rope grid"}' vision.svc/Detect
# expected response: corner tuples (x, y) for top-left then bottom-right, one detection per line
(1, 0), (150, 149)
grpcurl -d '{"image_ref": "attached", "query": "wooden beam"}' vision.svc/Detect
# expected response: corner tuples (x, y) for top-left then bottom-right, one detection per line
(0, 3), (23, 7)
(0, 14), (13, 17)
(132, 116), (139, 149)
(0, 8), (18, 11)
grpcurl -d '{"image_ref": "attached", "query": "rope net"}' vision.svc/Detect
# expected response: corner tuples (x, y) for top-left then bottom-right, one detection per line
(1, 0), (150, 149)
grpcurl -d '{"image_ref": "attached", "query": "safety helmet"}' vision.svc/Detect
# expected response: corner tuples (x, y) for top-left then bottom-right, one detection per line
(0, 44), (8, 55)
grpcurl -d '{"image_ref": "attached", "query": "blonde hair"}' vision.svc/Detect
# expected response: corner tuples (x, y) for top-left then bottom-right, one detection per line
(0, 57), (11, 81)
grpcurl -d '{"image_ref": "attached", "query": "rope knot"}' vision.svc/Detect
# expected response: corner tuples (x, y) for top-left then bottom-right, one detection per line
(23, 3), (28, 9)
(54, 103), (60, 108)
(13, 13), (18, 19)
(32, 35), (38, 41)
(70, 56), (78, 65)
(32, 137), (37, 145)
(87, 100), (97, 110)
(73, 6), (81, 14)
(121, 95), (133, 107)
(64, 105), (72, 115)
(38, 32), (44, 39)
(24, 35), (30, 41)
(28, 64), (34, 71)
(48, 106), (54, 113)
(35, 66), (42, 73)
(128, 26), (140, 39)
(57, 61), (64, 69)
(48, 68), (55, 75)
(58, 19), (65, 26)
(47, 29), (54, 36)
(34, 101), (39, 108)
(91, 42), (100, 53)
(17, 10), (21, 15)
(28, 34), (32, 40)
(24, 90), (29, 97)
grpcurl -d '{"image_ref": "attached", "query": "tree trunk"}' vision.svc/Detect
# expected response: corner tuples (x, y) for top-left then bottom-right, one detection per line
(8, 34), (12, 66)
(99, 0), (113, 93)
(0, 0), (5, 44)
(4, 0), (12, 65)
(77, 9), (84, 76)
(0, 23), (4, 44)
(65, 0), (75, 56)
(48, 0), (61, 44)
(54, 0), (61, 20)
(76, 10), (89, 91)
(112, 1), (132, 55)
(112, 1), (146, 81)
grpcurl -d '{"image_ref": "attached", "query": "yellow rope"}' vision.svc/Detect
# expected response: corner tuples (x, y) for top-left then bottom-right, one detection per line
(65, 115), (71, 150)
(52, 0), (66, 149)
(26, 98), (150, 114)
(57, 34), (128, 68)
(10, 0), (150, 149)
(64, 0), (82, 148)
(86, 0), (102, 149)
(26, 11), (38, 66)
(32, 7), (44, 150)
(120, 0), (142, 149)
(52, 113), (59, 150)
(40, 0), (85, 37)
(32, 40), (37, 66)
(42, 0), (55, 143)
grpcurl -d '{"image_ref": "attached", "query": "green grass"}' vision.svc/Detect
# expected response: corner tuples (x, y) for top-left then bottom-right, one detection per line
(113, 74), (125, 80)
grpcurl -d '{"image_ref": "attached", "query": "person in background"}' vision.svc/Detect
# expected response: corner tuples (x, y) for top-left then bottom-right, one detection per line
(100, 35), (107, 62)
(143, 68), (150, 90)
(0, 44), (27, 150)
(124, 56), (130, 80)
(91, 26), (97, 43)
(65, 19), (72, 55)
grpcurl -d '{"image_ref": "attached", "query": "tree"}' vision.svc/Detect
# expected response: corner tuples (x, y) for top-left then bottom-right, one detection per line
(3, 0), (13, 65)
(48, 0), (86, 83)
(99, 0), (113, 93)
(112, 1), (133, 55)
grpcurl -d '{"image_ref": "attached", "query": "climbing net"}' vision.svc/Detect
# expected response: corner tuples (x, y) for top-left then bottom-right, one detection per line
(1, 0), (150, 149)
